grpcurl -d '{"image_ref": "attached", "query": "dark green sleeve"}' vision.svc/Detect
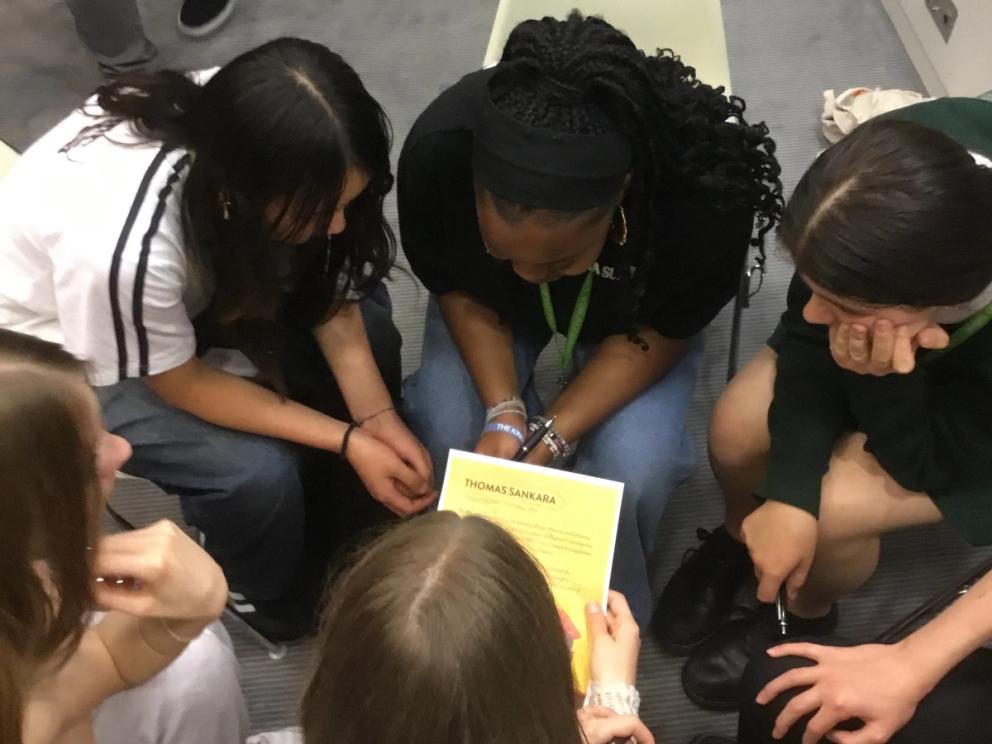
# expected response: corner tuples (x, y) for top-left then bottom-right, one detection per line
(756, 277), (851, 516)
(843, 364), (992, 495)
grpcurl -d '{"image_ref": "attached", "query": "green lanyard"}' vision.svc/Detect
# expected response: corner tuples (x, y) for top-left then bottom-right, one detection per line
(539, 270), (594, 376)
(926, 300), (992, 363)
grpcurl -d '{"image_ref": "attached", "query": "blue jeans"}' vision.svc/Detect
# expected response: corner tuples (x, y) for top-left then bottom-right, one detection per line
(403, 296), (704, 625)
(97, 288), (400, 601)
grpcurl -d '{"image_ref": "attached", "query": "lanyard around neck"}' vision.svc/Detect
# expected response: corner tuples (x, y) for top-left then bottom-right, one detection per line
(926, 300), (992, 363)
(539, 270), (594, 374)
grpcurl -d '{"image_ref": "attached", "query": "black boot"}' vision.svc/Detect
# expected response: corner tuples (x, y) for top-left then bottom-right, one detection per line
(682, 604), (839, 711)
(652, 526), (753, 654)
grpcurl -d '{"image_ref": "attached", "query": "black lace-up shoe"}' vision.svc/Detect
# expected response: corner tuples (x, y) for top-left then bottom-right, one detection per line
(682, 604), (839, 711)
(652, 526), (753, 654)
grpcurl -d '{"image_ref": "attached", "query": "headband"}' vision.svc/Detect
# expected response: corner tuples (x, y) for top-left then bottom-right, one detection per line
(472, 94), (632, 210)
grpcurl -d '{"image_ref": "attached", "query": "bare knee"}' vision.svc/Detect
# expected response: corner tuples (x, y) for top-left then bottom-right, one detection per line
(816, 434), (878, 543)
(817, 433), (940, 543)
(708, 347), (776, 473)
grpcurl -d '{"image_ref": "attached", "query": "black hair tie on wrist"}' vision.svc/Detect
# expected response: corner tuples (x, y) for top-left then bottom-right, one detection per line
(340, 421), (359, 460)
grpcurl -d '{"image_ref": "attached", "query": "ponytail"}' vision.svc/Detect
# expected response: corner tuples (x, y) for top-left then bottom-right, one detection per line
(63, 70), (201, 151)
(59, 39), (398, 391)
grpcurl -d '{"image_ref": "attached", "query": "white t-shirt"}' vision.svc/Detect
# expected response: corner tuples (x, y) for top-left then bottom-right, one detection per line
(0, 90), (212, 386)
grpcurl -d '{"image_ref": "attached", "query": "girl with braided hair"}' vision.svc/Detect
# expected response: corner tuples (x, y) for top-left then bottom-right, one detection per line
(399, 11), (782, 625)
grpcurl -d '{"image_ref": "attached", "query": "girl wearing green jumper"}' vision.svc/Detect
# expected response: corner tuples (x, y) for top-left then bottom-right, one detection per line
(650, 98), (992, 714)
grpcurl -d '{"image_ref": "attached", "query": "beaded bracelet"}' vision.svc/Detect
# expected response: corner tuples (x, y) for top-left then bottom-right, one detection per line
(528, 416), (576, 460)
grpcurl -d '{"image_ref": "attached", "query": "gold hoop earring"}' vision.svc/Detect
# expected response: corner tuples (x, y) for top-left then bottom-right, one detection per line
(613, 204), (628, 246)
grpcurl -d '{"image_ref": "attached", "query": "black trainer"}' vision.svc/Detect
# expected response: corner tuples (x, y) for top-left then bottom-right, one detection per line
(226, 590), (315, 643)
(652, 526), (753, 654)
(177, 0), (237, 38)
(682, 603), (839, 711)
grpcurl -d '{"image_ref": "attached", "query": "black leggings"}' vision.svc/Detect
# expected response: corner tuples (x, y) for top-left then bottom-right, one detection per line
(738, 642), (992, 744)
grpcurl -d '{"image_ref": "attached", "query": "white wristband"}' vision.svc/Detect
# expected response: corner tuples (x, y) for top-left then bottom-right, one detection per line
(583, 681), (640, 716)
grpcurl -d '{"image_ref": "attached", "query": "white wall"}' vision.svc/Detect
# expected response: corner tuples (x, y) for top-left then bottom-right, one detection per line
(883, 0), (992, 97)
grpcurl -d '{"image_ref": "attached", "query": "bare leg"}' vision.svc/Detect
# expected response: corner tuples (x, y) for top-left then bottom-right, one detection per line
(709, 346), (777, 540)
(790, 432), (943, 618)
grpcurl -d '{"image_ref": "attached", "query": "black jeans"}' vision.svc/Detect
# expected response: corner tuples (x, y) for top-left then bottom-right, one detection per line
(738, 640), (992, 744)
(98, 287), (399, 601)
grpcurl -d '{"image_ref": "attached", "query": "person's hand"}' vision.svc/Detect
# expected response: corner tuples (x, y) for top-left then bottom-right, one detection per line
(347, 429), (437, 515)
(829, 320), (948, 376)
(741, 500), (819, 602)
(587, 591), (641, 686)
(578, 706), (655, 744)
(360, 408), (435, 492)
(474, 412), (528, 461)
(91, 520), (227, 621)
(756, 641), (934, 744)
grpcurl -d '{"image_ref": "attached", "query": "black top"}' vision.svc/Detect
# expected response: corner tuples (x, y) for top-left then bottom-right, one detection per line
(397, 68), (755, 343)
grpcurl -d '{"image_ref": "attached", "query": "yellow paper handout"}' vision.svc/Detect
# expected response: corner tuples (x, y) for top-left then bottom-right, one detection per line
(438, 450), (624, 692)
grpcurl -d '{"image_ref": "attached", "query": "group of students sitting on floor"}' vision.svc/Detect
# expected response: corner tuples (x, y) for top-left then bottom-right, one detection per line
(2, 11), (992, 744)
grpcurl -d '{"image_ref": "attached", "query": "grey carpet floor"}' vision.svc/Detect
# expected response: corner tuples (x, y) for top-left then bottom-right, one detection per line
(5, 0), (990, 741)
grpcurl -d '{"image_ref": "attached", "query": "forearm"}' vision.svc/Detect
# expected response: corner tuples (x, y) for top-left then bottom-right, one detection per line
(438, 291), (519, 407)
(93, 612), (209, 689)
(897, 569), (992, 694)
(24, 614), (207, 739)
(547, 328), (684, 444)
(315, 301), (393, 420)
(147, 358), (348, 452)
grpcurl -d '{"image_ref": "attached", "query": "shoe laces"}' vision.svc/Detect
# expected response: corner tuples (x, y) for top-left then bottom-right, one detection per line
(679, 526), (737, 570)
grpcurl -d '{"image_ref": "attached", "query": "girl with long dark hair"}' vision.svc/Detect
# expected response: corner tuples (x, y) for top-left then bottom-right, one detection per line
(398, 12), (783, 625)
(656, 98), (992, 716)
(0, 37), (435, 640)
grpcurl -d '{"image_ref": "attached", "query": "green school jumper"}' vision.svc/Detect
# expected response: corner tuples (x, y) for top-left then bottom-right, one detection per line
(761, 98), (992, 546)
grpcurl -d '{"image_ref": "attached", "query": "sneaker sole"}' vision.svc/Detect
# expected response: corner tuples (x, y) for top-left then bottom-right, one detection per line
(177, 0), (237, 38)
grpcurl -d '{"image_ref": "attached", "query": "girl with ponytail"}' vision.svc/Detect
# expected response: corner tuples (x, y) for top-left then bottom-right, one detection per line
(0, 37), (435, 641)
(398, 11), (783, 625)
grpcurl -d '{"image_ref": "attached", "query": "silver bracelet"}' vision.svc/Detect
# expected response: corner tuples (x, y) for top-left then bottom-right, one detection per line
(485, 396), (526, 423)
(528, 416), (576, 460)
(161, 617), (200, 644)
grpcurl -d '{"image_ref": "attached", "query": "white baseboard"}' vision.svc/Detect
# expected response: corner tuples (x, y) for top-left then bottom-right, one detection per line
(881, 0), (947, 96)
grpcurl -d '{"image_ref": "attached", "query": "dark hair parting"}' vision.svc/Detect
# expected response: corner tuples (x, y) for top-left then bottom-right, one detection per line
(780, 116), (992, 307)
(65, 38), (396, 389)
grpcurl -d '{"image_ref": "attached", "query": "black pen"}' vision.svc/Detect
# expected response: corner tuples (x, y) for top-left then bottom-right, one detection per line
(513, 415), (556, 462)
(776, 587), (789, 637)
